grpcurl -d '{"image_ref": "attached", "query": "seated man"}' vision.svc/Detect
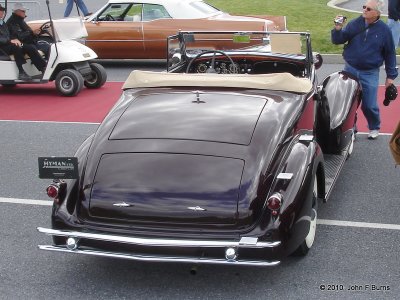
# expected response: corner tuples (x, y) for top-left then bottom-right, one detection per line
(0, 4), (31, 80)
(7, 3), (49, 63)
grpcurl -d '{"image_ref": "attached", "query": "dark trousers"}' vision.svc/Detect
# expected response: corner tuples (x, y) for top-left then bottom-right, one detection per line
(36, 41), (51, 59)
(22, 44), (47, 72)
(0, 43), (26, 72)
(0, 43), (47, 73)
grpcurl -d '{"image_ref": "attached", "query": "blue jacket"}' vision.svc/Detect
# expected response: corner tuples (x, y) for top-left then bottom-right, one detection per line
(331, 16), (398, 79)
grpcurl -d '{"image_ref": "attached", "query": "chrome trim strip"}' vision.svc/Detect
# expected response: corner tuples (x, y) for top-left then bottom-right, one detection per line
(38, 245), (281, 267)
(37, 227), (280, 249)
(113, 202), (132, 207)
(239, 237), (258, 245)
(277, 173), (293, 180)
(86, 40), (143, 43)
(299, 135), (314, 142)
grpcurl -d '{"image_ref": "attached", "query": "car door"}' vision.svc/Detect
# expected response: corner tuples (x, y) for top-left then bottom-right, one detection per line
(141, 3), (177, 59)
(85, 3), (145, 59)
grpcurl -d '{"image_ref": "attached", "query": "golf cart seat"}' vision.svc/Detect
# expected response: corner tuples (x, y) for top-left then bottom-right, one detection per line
(0, 49), (11, 61)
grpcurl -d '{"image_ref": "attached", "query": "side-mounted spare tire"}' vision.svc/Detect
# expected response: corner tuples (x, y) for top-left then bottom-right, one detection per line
(315, 71), (361, 154)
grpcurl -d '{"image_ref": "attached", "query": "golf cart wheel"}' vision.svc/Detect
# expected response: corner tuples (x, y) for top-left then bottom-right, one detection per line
(55, 69), (84, 97)
(84, 63), (107, 89)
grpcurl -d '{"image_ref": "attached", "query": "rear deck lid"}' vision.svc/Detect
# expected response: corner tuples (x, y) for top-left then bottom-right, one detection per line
(109, 92), (267, 145)
(89, 153), (244, 226)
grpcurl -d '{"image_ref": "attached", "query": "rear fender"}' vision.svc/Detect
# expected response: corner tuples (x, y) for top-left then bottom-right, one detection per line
(52, 134), (94, 221)
(266, 138), (323, 255)
(316, 71), (361, 153)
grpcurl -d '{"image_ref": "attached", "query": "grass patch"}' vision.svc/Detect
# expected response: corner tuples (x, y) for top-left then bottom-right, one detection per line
(207, 0), (373, 53)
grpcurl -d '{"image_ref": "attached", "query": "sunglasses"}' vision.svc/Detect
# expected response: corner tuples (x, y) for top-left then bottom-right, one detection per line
(362, 5), (375, 11)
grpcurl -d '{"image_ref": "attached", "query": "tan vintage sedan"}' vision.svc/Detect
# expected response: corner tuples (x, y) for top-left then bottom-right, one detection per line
(30, 0), (286, 59)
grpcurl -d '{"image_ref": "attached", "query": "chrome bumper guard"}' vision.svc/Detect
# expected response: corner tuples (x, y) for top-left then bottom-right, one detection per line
(37, 227), (281, 267)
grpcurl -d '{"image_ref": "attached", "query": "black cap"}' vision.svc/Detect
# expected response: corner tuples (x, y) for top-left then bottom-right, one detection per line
(0, 4), (6, 11)
(383, 84), (398, 106)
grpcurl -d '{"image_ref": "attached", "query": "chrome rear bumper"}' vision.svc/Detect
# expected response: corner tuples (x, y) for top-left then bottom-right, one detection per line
(37, 227), (281, 267)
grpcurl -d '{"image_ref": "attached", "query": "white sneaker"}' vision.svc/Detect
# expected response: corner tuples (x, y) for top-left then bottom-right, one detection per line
(368, 130), (379, 140)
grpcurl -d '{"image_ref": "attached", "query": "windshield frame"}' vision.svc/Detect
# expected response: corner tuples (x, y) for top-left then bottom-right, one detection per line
(167, 31), (313, 77)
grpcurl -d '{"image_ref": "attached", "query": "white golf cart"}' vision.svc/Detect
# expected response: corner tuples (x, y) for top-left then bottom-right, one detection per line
(0, 0), (107, 96)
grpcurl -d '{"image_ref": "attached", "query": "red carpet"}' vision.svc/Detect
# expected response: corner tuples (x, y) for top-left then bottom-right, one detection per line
(0, 83), (399, 133)
(356, 87), (400, 134)
(0, 82), (122, 123)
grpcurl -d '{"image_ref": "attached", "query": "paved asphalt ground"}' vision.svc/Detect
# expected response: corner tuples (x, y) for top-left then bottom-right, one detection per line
(1, 1), (399, 299)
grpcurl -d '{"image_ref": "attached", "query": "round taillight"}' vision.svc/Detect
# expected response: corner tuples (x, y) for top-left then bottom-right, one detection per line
(267, 193), (282, 211)
(46, 184), (59, 199)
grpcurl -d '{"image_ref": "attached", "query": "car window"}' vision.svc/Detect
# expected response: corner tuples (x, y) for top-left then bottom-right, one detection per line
(125, 4), (142, 22)
(143, 4), (171, 21)
(98, 4), (131, 21)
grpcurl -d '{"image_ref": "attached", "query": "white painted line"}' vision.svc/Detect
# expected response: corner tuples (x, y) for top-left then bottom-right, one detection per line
(357, 132), (392, 136)
(317, 219), (400, 231)
(1, 197), (399, 231)
(0, 120), (100, 125)
(0, 197), (52, 206)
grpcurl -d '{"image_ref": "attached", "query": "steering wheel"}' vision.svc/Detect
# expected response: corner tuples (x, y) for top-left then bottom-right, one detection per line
(39, 21), (52, 36)
(104, 14), (115, 21)
(185, 50), (236, 74)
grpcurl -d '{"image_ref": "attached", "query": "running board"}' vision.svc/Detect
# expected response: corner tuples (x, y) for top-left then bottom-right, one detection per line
(323, 152), (347, 202)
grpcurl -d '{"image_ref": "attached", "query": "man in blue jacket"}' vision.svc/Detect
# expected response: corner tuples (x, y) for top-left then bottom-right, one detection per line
(332, 0), (398, 139)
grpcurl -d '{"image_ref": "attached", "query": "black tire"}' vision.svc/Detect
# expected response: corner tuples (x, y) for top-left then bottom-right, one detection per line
(55, 69), (84, 97)
(293, 176), (318, 256)
(84, 63), (107, 89)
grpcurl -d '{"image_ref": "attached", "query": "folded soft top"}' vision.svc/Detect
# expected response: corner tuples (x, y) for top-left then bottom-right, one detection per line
(122, 70), (312, 94)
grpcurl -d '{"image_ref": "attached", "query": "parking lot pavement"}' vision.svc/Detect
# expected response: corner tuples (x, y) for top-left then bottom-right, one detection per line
(333, 0), (388, 15)
(0, 110), (399, 299)
(19, 0), (108, 20)
(2, 3), (400, 293)
(0, 2), (397, 299)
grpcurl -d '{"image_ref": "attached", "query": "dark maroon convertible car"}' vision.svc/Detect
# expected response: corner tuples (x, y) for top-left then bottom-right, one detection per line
(37, 31), (361, 267)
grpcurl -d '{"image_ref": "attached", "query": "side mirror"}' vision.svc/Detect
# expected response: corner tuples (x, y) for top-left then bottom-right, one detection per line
(313, 52), (323, 70)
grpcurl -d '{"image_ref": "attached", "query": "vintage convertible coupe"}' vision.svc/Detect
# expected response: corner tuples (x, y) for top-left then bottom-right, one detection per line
(28, 0), (285, 59)
(37, 31), (361, 267)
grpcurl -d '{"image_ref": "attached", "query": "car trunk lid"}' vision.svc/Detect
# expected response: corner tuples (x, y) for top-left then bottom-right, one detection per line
(89, 153), (244, 226)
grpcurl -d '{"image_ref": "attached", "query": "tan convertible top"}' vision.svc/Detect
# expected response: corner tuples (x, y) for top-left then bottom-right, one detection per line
(122, 71), (312, 94)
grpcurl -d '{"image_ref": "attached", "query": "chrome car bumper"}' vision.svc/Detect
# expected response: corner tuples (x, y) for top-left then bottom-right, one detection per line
(37, 227), (281, 267)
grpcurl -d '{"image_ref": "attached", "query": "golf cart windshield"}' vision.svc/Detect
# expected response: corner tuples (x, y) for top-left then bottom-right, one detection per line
(52, 17), (88, 41)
